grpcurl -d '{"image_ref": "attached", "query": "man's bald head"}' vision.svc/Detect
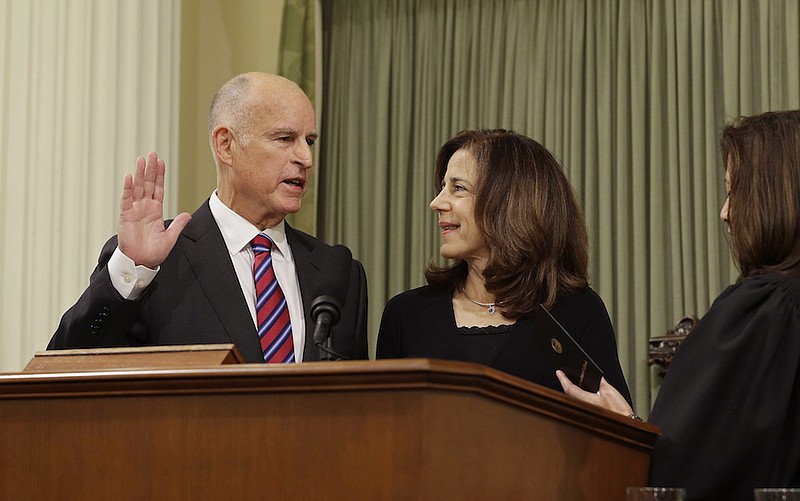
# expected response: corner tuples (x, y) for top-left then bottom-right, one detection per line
(208, 72), (309, 147)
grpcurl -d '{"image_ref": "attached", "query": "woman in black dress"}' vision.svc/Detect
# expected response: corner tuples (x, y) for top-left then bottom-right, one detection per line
(558, 110), (800, 500)
(377, 129), (631, 403)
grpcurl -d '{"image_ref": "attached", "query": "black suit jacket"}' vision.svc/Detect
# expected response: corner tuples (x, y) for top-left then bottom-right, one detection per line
(49, 200), (368, 362)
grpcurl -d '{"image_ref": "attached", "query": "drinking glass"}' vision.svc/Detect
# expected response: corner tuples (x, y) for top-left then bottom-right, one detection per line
(626, 487), (686, 501)
(754, 488), (800, 501)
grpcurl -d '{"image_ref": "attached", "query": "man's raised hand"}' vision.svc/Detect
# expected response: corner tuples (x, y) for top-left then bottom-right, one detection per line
(118, 152), (191, 268)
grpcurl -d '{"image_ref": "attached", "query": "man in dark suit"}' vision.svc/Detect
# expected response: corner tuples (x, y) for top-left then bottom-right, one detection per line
(49, 72), (368, 363)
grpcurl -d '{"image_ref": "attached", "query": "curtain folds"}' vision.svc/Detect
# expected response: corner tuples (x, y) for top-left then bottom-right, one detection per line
(0, 0), (181, 372)
(280, 0), (320, 235)
(317, 0), (800, 413)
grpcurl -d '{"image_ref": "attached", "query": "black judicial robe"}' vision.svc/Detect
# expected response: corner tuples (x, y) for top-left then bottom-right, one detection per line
(649, 272), (800, 500)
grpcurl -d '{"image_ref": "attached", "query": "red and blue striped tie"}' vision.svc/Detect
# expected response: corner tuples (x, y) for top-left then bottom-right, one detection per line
(251, 234), (295, 363)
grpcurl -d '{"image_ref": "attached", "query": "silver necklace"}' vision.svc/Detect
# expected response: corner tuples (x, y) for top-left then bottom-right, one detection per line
(460, 287), (496, 315)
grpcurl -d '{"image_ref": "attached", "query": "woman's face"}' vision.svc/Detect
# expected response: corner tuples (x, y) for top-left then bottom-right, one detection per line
(429, 148), (489, 266)
(720, 167), (731, 231)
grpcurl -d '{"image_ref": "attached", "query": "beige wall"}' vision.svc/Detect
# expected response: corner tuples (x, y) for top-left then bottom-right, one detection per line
(178, 0), (286, 214)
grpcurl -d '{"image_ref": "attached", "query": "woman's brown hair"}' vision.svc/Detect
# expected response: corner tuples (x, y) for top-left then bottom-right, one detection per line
(721, 110), (800, 279)
(425, 129), (589, 315)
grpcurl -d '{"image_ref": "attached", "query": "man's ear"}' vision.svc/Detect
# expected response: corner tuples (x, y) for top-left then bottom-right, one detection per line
(211, 126), (235, 167)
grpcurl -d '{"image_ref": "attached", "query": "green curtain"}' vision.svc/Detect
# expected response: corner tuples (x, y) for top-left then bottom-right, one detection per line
(313, 0), (800, 414)
(279, 0), (318, 234)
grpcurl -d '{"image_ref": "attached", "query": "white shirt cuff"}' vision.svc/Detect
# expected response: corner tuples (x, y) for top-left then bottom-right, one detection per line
(108, 246), (159, 300)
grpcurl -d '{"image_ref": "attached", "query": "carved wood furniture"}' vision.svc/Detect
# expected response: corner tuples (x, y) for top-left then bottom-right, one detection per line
(1, 351), (659, 500)
(648, 315), (699, 377)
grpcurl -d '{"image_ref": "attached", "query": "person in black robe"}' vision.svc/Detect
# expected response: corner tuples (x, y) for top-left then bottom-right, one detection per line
(558, 110), (800, 500)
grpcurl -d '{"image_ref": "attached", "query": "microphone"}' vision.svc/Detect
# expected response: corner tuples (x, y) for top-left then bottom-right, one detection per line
(309, 245), (352, 359)
(311, 295), (342, 346)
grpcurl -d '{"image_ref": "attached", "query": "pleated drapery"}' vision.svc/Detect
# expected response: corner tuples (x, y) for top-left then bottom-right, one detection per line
(317, 0), (800, 413)
(0, 0), (181, 371)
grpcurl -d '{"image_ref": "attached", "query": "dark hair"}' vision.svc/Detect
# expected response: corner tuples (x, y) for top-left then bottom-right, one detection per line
(720, 110), (800, 279)
(425, 129), (589, 315)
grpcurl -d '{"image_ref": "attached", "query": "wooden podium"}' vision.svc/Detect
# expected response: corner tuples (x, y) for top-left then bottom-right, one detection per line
(0, 348), (658, 500)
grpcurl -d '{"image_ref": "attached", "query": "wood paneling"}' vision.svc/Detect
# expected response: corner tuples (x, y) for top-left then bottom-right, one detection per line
(0, 358), (657, 500)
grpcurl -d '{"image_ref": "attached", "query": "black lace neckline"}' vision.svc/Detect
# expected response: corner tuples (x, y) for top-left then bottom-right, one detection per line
(457, 323), (514, 336)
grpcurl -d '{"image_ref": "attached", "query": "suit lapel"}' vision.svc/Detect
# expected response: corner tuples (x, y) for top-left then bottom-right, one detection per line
(181, 201), (263, 362)
(286, 225), (323, 361)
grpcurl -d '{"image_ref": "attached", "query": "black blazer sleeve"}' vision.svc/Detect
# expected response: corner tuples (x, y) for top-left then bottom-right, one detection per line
(48, 235), (149, 349)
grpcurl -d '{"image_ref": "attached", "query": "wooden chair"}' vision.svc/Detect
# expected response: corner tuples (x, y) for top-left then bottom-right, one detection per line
(648, 315), (699, 377)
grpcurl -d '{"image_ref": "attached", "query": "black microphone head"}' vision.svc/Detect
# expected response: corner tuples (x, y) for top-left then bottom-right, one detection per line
(309, 245), (353, 327)
(311, 295), (342, 324)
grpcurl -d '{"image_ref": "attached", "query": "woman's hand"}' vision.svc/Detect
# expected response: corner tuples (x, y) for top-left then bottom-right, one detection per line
(556, 370), (636, 418)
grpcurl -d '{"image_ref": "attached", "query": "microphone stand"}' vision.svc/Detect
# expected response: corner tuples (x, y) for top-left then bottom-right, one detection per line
(316, 337), (347, 361)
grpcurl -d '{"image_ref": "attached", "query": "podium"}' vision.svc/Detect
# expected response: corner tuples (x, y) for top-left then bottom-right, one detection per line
(0, 349), (658, 500)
